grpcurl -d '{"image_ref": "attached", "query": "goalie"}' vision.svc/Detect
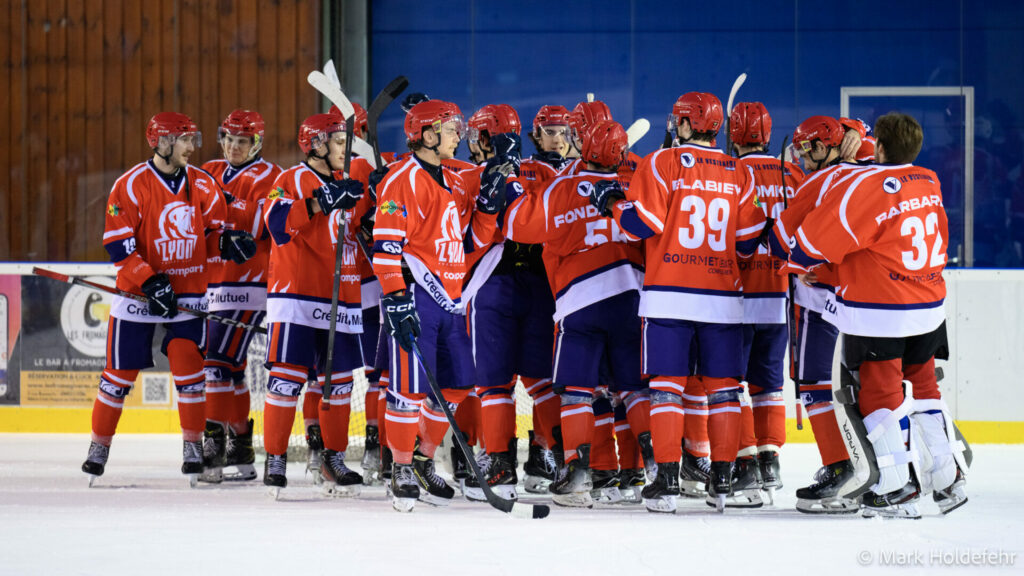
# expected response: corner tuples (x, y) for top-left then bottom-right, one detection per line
(780, 112), (970, 518)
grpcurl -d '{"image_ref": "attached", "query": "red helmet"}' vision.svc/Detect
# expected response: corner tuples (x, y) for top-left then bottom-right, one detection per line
(404, 100), (465, 142)
(792, 115), (845, 154)
(219, 109), (265, 156)
(532, 105), (572, 132)
(573, 101), (613, 128)
(146, 112), (201, 149)
(729, 102), (772, 147)
(330, 103), (369, 137)
(298, 112), (345, 155)
(672, 92), (723, 133)
(581, 120), (628, 168)
(468, 104), (521, 143)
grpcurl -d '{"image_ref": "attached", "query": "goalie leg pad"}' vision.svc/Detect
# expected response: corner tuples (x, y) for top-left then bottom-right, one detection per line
(832, 361), (879, 499)
(912, 398), (969, 494)
(863, 397), (916, 496)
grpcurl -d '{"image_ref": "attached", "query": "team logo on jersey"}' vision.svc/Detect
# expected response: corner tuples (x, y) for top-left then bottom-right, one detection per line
(680, 153), (696, 168)
(380, 200), (405, 217)
(883, 177), (901, 194)
(154, 201), (198, 262)
(267, 187), (284, 201)
(576, 181), (595, 197)
(107, 203), (120, 216)
(434, 202), (465, 265)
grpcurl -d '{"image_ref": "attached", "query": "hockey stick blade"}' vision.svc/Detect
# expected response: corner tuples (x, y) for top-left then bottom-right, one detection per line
(323, 59), (342, 89)
(409, 341), (550, 519)
(32, 267), (267, 334)
(626, 118), (650, 148)
(308, 71), (355, 118)
(726, 72), (747, 115)
(586, 92), (595, 103)
(366, 75), (409, 169)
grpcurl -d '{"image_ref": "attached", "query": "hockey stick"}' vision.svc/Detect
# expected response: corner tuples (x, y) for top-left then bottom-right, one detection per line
(323, 59), (342, 91)
(33, 267), (267, 334)
(586, 92), (595, 103)
(725, 73), (747, 157)
(409, 340), (550, 519)
(322, 114), (357, 411)
(626, 118), (650, 149)
(778, 135), (804, 430)
(366, 75), (409, 170)
(307, 70), (379, 168)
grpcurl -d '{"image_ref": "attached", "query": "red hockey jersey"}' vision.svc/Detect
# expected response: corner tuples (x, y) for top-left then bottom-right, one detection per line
(103, 161), (226, 322)
(615, 144), (765, 324)
(202, 158), (282, 312)
(783, 164), (948, 338)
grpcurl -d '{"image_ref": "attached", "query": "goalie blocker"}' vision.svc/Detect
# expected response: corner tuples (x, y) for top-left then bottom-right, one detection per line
(830, 323), (972, 511)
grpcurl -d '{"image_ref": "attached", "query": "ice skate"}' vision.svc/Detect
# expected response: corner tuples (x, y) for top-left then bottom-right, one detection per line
(680, 450), (711, 498)
(636, 431), (658, 481)
(320, 449), (363, 497)
(305, 424), (324, 485)
(705, 461), (733, 513)
(618, 468), (645, 504)
(223, 419), (257, 481)
(413, 450), (454, 506)
(391, 462), (419, 513)
(263, 453), (287, 499)
(464, 451), (518, 502)
(933, 468), (968, 514)
(590, 468), (623, 504)
(360, 425), (383, 486)
(641, 461), (680, 514)
(198, 421), (226, 484)
(861, 480), (921, 519)
(795, 460), (860, 514)
(82, 441), (109, 487)
(757, 450), (782, 504)
(718, 457), (763, 508)
(182, 440), (203, 488)
(523, 434), (556, 494)
(550, 445), (593, 508)
(449, 432), (473, 491)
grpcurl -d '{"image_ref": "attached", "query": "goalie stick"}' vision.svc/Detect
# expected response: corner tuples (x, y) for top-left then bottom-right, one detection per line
(33, 267), (267, 334)
(725, 73), (747, 157)
(322, 114), (356, 411)
(306, 70), (379, 168)
(408, 340), (550, 519)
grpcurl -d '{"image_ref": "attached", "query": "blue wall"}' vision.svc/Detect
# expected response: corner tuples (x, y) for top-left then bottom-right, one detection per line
(370, 0), (1024, 267)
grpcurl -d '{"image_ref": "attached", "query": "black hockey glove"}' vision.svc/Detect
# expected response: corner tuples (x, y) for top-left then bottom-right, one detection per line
(141, 273), (178, 319)
(367, 165), (390, 205)
(590, 179), (626, 217)
(489, 133), (522, 176)
(477, 156), (515, 215)
(219, 229), (257, 264)
(314, 178), (364, 215)
(381, 291), (420, 353)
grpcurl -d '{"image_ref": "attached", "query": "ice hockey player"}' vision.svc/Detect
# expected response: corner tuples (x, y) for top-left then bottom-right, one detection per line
(522, 105), (574, 185)
(199, 109), (282, 483)
(589, 92), (766, 513)
(729, 102), (805, 504)
(505, 120), (649, 508)
(766, 115), (872, 513)
(372, 99), (505, 512)
(780, 112), (969, 518)
(82, 112), (244, 487)
(260, 112), (368, 497)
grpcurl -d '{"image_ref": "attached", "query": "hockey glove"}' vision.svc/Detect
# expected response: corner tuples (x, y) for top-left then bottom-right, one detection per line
(477, 157), (513, 215)
(219, 229), (257, 264)
(381, 291), (420, 353)
(590, 179), (626, 217)
(367, 165), (390, 205)
(489, 133), (522, 176)
(314, 178), (364, 215)
(141, 273), (178, 319)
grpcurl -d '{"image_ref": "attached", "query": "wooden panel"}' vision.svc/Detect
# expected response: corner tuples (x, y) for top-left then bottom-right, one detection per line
(25, 0), (49, 260)
(257, 0), (279, 163)
(66, 0), (88, 260)
(0, 1), (13, 258)
(82, 0), (106, 260)
(47, 0), (68, 260)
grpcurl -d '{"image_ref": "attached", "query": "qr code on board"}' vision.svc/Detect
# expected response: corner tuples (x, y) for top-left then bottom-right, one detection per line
(142, 374), (171, 405)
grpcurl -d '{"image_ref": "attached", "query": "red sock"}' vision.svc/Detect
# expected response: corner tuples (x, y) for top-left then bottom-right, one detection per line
(523, 377), (557, 450)
(419, 388), (470, 458)
(683, 375), (710, 457)
(738, 384), (757, 458)
(168, 339), (206, 442)
(704, 377), (742, 463)
(750, 386), (786, 451)
(385, 391), (423, 465)
(204, 362), (234, 425)
(621, 390), (651, 437)
(318, 373), (353, 452)
(454, 391), (480, 447)
(649, 376), (685, 463)
(231, 379), (251, 433)
(377, 377), (389, 446)
(479, 383), (515, 454)
(262, 363), (307, 456)
(801, 382), (850, 466)
(364, 378), (380, 426)
(90, 369), (138, 445)
(559, 388), (595, 463)
(591, 410), (617, 471)
(303, 381), (322, 430)
(615, 421), (639, 469)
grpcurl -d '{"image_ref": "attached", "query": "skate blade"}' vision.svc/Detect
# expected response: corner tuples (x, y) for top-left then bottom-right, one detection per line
(523, 475), (553, 494)
(222, 465), (258, 482)
(643, 495), (677, 514)
(715, 488), (763, 509)
(361, 471), (383, 486)
(620, 487), (643, 505)
(463, 486), (485, 502)
(267, 486), (282, 500)
(321, 483), (362, 498)
(938, 496), (968, 515)
(187, 474), (200, 489)
(680, 480), (707, 498)
(87, 475), (99, 488)
(198, 468), (223, 484)
(552, 492), (594, 508)
(592, 487), (623, 504)
(862, 502), (921, 520)
(417, 493), (453, 507)
(392, 497), (416, 513)
(309, 469), (324, 486)
(765, 486), (776, 506)
(795, 497), (860, 514)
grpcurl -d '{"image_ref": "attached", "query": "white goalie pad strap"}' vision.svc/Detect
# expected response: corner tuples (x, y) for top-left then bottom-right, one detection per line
(864, 404), (914, 495)
(865, 395), (914, 444)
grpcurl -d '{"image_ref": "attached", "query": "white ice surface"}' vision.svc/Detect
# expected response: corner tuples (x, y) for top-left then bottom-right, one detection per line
(0, 434), (1020, 576)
